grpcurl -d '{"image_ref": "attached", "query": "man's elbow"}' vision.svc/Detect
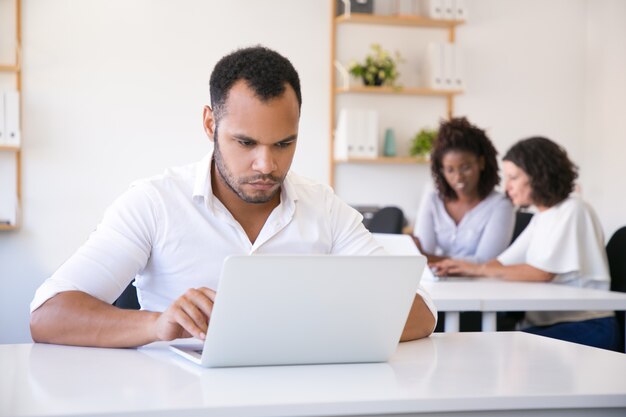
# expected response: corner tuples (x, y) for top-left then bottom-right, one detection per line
(30, 306), (49, 343)
(400, 296), (436, 342)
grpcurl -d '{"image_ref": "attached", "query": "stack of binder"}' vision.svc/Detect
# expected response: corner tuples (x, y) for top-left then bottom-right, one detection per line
(0, 91), (21, 147)
(334, 109), (379, 160)
(424, 42), (465, 91)
(419, 0), (467, 20)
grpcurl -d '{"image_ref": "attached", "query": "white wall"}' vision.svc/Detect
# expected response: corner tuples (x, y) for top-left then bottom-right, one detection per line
(582, 0), (626, 238)
(0, 0), (624, 343)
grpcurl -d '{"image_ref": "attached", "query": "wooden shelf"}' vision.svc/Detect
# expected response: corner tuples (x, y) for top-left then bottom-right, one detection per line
(336, 13), (464, 29)
(335, 156), (429, 165)
(336, 86), (463, 97)
(0, 64), (19, 72)
(1, 0), (22, 232)
(0, 144), (20, 152)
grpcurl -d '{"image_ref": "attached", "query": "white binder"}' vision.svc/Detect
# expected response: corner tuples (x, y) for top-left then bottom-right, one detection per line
(442, 42), (455, 90)
(442, 0), (455, 20)
(454, 0), (468, 20)
(0, 93), (5, 145)
(424, 0), (443, 20)
(452, 44), (465, 91)
(4, 91), (20, 146)
(360, 109), (379, 158)
(425, 42), (444, 90)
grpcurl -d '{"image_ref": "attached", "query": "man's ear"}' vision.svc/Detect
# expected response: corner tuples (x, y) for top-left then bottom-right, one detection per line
(479, 156), (486, 171)
(203, 106), (216, 142)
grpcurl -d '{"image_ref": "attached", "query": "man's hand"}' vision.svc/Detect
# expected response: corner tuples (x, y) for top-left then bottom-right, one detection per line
(154, 287), (216, 341)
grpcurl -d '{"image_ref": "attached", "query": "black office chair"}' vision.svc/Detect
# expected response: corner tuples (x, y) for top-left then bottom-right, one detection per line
(366, 206), (405, 234)
(511, 210), (533, 244)
(113, 280), (140, 310)
(606, 226), (626, 352)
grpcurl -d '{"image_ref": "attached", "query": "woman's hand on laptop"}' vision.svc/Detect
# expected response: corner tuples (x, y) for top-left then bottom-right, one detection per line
(153, 287), (216, 341)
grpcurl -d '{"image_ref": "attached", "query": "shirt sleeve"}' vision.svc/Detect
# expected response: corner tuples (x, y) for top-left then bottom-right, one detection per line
(416, 284), (438, 333)
(497, 218), (535, 266)
(413, 191), (437, 254)
(524, 201), (587, 274)
(30, 183), (159, 312)
(467, 196), (515, 263)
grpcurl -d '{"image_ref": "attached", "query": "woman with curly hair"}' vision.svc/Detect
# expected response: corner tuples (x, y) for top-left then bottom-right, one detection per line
(434, 136), (619, 350)
(413, 117), (515, 263)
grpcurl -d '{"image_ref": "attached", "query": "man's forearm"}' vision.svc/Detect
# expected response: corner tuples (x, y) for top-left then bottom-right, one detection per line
(400, 294), (436, 342)
(30, 291), (160, 348)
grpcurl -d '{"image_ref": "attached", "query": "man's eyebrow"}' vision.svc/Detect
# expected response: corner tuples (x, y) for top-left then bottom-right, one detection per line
(232, 134), (298, 144)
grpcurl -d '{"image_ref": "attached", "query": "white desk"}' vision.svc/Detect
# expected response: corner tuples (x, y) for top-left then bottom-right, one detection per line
(2, 332), (626, 417)
(424, 279), (626, 334)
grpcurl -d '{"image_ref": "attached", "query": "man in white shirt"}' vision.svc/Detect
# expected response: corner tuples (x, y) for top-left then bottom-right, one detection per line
(30, 46), (436, 348)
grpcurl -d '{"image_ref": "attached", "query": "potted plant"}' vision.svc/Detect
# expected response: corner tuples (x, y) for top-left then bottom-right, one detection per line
(409, 128), (437, 158)
(348, 44), (402, 87)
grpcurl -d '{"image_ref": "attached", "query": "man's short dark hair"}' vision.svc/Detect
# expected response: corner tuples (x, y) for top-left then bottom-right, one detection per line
(503, 136), (578, 207)
(430, 117), (500, 201)
(209, 46), (302, 122)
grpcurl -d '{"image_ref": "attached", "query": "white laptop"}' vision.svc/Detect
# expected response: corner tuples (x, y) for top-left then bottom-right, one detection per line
(372, 233), (437, 281)
(170, 254), (425, 368)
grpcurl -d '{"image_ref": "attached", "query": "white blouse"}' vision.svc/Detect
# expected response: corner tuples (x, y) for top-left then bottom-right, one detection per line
(498, 196), (612, 326)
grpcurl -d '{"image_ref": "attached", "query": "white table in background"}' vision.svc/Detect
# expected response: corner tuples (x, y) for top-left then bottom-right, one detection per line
(424, 278), (626, 335)
(2, 332), (626, 417)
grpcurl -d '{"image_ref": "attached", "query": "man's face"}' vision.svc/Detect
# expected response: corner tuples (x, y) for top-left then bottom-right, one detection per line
(204, 80), (300, 204)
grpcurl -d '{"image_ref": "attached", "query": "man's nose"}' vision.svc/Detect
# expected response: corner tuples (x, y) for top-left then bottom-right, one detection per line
(252, 146), (277, 174)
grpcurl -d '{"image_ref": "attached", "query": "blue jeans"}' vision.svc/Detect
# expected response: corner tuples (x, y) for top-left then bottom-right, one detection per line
(523, 316), (622, 352)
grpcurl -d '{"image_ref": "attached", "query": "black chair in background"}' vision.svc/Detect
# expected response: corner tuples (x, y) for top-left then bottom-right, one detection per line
(113, 280), (140, 310)
(606, 226), (626, 352)
(511, 210), (533, 244)
(366, 206), (405, 234)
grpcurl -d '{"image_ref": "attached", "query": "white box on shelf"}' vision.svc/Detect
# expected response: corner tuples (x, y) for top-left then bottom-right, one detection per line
(4, 91), (20, 147)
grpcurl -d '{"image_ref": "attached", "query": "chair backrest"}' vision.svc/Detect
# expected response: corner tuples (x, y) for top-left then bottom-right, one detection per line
(510, 211), (533, 244)
(606, 226), (626, 352)
(113, 280), (140, 310)
(607, 226), (626, 293)
(366, 206), (405, 234)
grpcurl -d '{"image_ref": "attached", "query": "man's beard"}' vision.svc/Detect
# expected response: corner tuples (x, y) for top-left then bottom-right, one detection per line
(213, 132), (283, 204)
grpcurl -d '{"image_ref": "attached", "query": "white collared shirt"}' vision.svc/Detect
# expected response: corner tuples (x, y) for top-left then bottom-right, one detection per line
(32, 154), (436, 320)
(413, 190), (515, 263)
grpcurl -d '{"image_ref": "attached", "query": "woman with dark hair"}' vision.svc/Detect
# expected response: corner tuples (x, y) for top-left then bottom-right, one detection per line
(434, 136), (619, 350)
(413, 117), (514, 263)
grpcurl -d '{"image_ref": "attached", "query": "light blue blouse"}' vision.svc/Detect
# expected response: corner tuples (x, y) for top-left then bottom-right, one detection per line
(413, 190), (515, 263)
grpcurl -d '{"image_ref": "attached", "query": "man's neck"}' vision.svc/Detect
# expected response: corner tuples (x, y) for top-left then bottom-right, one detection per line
(211, 164), (280, 243)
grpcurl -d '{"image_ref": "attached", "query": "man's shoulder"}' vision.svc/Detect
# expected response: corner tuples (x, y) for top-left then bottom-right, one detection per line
(285, 172), (334, 199)
(130, 160), (198, 191)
